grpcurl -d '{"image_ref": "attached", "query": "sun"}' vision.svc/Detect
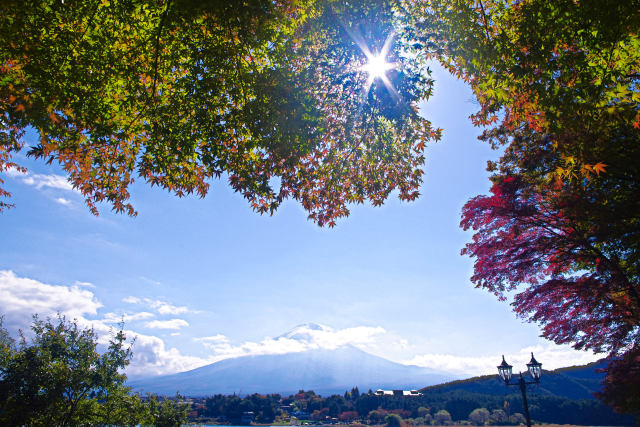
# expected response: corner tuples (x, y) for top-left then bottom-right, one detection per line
(362, 53), (394, 81)
(352, 32), (399, 99)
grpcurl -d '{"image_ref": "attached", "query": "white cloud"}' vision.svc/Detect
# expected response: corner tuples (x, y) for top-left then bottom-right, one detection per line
(0, 272), (602, 380)
(4, 167), (79, 207)
(403, 344), (601, 376)
(196, 334), (228, 343)
(145, 319), (189, 330)
(0, 271), (208, 378)
(123, 296), (189, 315)
(126, 331), (213, 377)
(194, 324), (387, 361)
(149, 300), (189, 315)
(23, 173), (74, 191)
(0, 270), (102, 333)
(74, 281), (96, 288)
(4, 166), (26, 177)
(102, 311), (155, 324)
(313, 325), (386, 348)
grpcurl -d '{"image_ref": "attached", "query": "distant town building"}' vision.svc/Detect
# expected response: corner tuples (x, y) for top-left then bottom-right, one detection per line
(374, 389), (423, 397)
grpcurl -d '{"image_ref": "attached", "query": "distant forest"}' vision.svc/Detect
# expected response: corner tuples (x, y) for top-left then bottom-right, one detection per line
(186, 387), (635, 426)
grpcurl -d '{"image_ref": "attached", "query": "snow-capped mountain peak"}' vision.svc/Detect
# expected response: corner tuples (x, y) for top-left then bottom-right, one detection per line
(277, 323), (331, 341)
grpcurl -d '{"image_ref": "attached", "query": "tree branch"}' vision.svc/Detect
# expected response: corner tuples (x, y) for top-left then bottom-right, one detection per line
(152, 0), (172, 102)
(477, 0), (492, 43)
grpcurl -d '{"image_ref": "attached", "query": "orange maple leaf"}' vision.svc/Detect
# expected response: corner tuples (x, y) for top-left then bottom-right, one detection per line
(592, 162), (607, 175)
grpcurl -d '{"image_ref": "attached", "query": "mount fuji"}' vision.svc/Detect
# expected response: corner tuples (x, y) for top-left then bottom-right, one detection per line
(128, 324), (455, 397)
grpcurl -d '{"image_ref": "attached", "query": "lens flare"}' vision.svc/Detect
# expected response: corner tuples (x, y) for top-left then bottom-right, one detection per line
(363, 53), (393, 81)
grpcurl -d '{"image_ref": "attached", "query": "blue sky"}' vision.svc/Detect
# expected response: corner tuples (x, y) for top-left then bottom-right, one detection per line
(0, 63), (599, 380)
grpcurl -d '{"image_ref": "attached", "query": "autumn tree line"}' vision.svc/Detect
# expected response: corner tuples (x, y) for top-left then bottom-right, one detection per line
(189, 388), (634, 426)
(1, 0), (639, 420)
(1, 315), (632, 426)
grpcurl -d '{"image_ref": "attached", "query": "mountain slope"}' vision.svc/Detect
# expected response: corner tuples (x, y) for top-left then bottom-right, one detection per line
(421, 360), (607, 400)
(128, 345), (455, 397)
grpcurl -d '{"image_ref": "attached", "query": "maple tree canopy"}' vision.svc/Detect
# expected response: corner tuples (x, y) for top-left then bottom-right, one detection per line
(0, 0), (439, 226)
(2, 0), (640, 416)
(410, 0), (639, 415)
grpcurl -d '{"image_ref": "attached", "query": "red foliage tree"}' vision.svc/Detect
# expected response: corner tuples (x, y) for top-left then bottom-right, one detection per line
(595, 344), (640, 422)
(339, 411), (359, 422)
(312, 408), (330, 421)
(462, 168), (640, 416)
(461, 173), (640, 356)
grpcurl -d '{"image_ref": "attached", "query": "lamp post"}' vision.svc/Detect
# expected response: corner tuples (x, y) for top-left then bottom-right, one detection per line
(497, 353), (542, 427)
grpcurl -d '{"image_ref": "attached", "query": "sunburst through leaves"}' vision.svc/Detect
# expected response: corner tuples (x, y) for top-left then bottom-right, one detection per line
(356, 33), (397, 96)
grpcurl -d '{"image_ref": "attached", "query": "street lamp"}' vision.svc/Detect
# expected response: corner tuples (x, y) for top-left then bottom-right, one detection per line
(497, 353), (542, 427)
